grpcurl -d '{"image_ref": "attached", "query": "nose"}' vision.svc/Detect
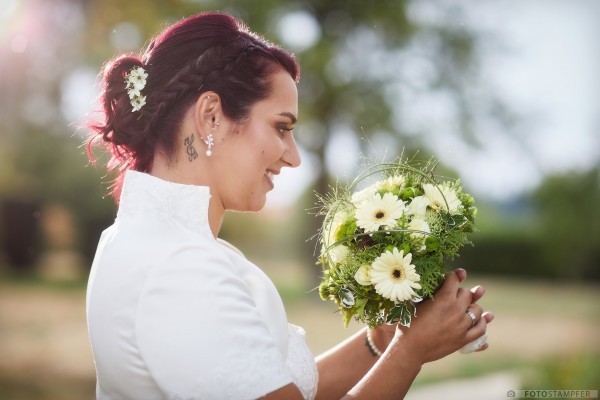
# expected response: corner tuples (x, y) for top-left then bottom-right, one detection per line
(283, 134), (301, 168)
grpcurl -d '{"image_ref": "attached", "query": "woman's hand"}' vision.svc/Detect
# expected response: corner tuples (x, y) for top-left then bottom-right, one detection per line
(371, 268), (493, 363)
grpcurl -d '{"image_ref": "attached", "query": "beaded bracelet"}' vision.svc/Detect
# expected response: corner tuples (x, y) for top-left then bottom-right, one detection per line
(365, 329), (383, 357)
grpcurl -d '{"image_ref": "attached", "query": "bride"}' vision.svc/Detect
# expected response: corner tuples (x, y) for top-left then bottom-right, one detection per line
(85, 11), (493, 400)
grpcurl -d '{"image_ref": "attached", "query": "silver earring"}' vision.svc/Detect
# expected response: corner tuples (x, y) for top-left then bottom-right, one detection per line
(203, 133), (214, 157)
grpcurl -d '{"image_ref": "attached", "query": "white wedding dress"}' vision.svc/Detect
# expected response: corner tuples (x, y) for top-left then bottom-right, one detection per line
(86, 171), (318, 400)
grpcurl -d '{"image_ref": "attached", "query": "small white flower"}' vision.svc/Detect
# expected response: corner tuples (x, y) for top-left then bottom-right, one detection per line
(370, 248), (421, 302)
(125, 66), (148, 112)
(351, 185), (378, 207)
(407, 196), (431, 219)
(354, 264), (372, 286)
(355, 192), (405, 233)
(329, 245), (349, 264)
(377, 175), (405, 192)
(131, 95), (146, 112)
(127, 86), (141, 100)
(408, 218), (430, 253)
(423, 184), (462, 214)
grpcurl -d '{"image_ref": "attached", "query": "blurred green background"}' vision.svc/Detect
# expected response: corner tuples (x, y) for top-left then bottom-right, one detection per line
(0, 0), (598, 399)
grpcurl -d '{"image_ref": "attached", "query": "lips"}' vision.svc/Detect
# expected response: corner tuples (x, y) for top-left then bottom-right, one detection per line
(264, 170), (275, 189)
(264, 170), (279, 189)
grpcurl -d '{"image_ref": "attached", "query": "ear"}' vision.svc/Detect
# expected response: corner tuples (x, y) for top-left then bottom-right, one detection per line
(193, 91), (222, 141)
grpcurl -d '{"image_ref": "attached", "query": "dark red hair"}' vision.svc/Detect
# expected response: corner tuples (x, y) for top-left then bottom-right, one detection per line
(87, 11), (300, 201)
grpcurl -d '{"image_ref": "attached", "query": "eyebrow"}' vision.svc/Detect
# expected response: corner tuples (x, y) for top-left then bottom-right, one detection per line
(277, 112), (297, 124)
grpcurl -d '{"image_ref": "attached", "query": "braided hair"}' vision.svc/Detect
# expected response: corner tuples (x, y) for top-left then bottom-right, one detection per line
(87, 11), (299, 200)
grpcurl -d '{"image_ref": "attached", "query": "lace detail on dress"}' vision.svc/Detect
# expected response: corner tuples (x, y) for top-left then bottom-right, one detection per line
(118, 171), (211, 237)
(286, 324), (319, 400)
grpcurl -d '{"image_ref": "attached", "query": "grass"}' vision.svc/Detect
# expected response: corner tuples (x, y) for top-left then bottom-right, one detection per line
(0, 269), (598, 399)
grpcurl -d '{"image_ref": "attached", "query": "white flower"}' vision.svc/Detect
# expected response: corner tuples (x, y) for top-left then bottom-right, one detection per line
(377, 175), (405, 192)
(355, 192), (405, 232)
(329, 245), (349, 264)
(370, 248), (421, 302)
(408, 218), (430, 253)
(125, 66), (148, 112)
(407, 196), (431, 219)
(423, 184), (462, 214)
(354, 264), (372, 286)
(127, 86), (141, 100)
(326, 210), (348, 247)
(351, 185), (378, 207)
(128, 66), (147, 87)
(131, 95), (146, 112)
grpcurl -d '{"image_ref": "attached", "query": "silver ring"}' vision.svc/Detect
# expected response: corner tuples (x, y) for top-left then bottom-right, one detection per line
(466, 309), (477, 327)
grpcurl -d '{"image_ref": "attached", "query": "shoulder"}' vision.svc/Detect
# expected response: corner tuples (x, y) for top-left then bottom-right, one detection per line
(135, 237), (294, 398)
(216, 238), (246, 258)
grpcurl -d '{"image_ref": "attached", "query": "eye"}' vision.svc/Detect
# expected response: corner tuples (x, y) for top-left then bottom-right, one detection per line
(277, 125), (294, 136)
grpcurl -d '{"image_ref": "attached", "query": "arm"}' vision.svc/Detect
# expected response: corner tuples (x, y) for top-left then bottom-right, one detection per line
(314, 269), (493, 400)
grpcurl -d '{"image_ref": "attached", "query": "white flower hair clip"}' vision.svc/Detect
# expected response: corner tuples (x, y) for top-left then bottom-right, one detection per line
(124, 66), (148, 112)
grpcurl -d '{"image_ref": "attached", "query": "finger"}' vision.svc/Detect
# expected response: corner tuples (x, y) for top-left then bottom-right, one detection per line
(475, 343), (489, 352)
(454, 268), (467, 283)
(482, 311), (494, 323)
(457, 287), (474, 304)
(464, 304), (483, 328)
(470, 285), (485, 302)
(465, 316), (487, 342)
(439, 270), (460, 295)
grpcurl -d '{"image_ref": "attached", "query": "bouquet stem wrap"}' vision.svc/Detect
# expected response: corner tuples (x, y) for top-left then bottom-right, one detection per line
(317, 159), (477, 328)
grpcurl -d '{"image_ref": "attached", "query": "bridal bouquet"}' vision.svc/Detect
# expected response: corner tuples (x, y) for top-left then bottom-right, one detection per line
(317, 158), (477, 328)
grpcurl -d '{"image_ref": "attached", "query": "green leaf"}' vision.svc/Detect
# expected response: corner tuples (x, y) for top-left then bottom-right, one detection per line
(425, 236), (440, 251)
(386, 305), (404, 324)
(399, 187), (417, 201)
(444, 213), (467, 229)
(401, 242), (411, 254)
(339, 288), (355, 307)
(355, 298), (368, 316)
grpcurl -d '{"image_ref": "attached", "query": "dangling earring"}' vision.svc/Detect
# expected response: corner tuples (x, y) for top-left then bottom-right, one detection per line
(203, 120), (219, 157)
(203, 133), (214, 157)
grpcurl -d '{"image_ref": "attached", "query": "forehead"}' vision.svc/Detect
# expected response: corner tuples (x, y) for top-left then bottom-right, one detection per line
(252, 69), (298, 118)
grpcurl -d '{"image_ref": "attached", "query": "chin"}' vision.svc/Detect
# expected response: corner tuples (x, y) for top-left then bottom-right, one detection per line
(248, 200), (267, 213)
(232, 197), (267, 213)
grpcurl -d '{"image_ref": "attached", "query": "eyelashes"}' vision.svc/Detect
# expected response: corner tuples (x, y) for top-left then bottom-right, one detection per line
(277, 126), (294, 135)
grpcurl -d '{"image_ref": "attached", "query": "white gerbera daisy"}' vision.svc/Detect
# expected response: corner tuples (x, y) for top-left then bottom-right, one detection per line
(423, 184), (462, 214)
(354, 264), (372, 286)
(355, 192), (405, 233)
(370, 248), (421, 302)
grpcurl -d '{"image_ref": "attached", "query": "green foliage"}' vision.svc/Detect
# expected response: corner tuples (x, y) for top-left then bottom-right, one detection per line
(532, 167), (600, 280)
(459, 167), (600, 281)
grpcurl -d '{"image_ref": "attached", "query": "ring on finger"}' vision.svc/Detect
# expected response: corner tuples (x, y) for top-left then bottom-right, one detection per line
(466, 308), (477, 327)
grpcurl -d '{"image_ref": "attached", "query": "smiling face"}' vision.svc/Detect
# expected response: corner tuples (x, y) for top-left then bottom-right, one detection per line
(208, 69), (301, 213)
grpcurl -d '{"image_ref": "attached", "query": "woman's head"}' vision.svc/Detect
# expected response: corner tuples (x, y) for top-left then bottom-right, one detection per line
(88, 11), (300, 200)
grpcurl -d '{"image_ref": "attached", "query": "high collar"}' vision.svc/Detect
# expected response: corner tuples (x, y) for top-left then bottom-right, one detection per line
(117, 170), (212, 237)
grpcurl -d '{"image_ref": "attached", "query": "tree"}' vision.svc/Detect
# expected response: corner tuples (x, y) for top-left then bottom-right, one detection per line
(532, 167), (600, 280)
(0, 0), (512, 270)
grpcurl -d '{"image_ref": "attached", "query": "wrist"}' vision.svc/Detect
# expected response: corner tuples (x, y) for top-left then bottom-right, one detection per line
(365, 328), (383, 357)
(387, 332), (425, 368)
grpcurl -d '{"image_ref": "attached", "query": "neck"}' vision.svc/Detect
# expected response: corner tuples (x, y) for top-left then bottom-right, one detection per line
(150, 156), (223, 239)
(207, 198), (224, 238)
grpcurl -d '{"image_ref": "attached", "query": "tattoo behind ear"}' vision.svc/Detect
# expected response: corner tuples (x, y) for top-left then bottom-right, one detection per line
(184, 134), (199, 162)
